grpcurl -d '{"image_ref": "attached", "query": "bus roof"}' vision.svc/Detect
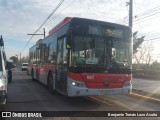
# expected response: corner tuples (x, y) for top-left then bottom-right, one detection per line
(49, 17), (72, 35)
(48, 17), (130, 36)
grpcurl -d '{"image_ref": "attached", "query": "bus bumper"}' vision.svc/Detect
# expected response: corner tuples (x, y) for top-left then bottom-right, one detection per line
(67, 78), (132, 97)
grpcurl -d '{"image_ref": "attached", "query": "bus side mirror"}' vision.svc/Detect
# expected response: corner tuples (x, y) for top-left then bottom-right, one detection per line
(66, 29), (72, 49)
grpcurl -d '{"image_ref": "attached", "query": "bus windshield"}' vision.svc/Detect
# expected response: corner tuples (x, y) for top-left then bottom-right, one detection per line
(70, 35), (131, 74)
(68, 19), (132, 74)
(72, 36), (106, 66)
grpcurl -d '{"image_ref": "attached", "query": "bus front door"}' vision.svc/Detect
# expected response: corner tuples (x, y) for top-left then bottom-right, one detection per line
(56, 37), (68, 94)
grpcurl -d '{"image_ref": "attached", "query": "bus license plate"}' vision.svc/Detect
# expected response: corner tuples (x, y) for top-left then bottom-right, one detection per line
(101, 90), (114, 95)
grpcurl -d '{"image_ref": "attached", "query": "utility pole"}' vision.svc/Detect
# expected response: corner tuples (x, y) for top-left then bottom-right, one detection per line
(15, 54), (19, 64)
(128, 0), (133, 66)
(27, 28), (46, 39)
(129, 0), (133, 31)
(20, 53), (21, 64)
(43, 28), (46, 39)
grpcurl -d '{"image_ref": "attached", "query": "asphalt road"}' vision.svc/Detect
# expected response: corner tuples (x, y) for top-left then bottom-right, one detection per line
(6, 70), (128, 111)
(1, 68), (160, 120)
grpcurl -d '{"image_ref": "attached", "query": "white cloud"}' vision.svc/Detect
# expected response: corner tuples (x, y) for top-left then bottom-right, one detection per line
(0, 0), (160, 61)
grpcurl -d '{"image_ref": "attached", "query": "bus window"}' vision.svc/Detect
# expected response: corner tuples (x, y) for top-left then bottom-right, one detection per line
(57, 39), (63, 65)
(63, 38), (68, 65)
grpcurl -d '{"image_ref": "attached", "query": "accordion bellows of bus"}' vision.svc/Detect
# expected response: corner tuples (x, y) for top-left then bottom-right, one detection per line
(28, 17), (132, 97)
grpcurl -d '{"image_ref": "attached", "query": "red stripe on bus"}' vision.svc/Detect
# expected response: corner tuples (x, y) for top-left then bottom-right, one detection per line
(67, 71), (84, 82)
(67, 71), (131, 88)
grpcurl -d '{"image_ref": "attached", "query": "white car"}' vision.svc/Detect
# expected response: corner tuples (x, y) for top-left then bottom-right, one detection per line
(21, 63), (28, 71)
(0, 35), (14, 104)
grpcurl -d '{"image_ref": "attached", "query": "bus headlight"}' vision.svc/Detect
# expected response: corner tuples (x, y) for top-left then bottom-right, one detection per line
(0, 76), (6, 90)
(72, 81), (86, 87)
(72, 82), (76, 86)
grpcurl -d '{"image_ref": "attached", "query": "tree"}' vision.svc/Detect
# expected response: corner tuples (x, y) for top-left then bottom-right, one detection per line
(10, 56), (18, 63)
(133, 31), (145, 54)
(133, 42), (154, 69)
(142, 42), (154, 65)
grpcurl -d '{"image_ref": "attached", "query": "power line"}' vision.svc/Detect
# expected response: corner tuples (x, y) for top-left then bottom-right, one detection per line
(142, 32), (160, 38)
(135, 5), (160, 17)
(133, 14), (160, 24)
(121, 5), (160, 24)
(134, 11), (160, 22)
(144, 37), (160, 41)
(133, 1), (142, 35)
(21, 0), (65, 53)
(123, 11), (160, 24)
(46, 0), (76, 25)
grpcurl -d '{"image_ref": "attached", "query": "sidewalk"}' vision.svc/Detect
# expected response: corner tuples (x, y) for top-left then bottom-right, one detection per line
(132, 78), (160, 99)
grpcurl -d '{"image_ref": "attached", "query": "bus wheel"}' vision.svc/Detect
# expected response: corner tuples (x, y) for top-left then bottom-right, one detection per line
(8, 69), (12, 83)
(47, 73), (53, 93)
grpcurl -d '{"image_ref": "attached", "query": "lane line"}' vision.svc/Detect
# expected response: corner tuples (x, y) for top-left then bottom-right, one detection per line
(129, 93), (160, 104)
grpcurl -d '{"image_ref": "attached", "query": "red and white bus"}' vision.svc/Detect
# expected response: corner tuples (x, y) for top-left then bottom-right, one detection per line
(29, 17), (132, 96)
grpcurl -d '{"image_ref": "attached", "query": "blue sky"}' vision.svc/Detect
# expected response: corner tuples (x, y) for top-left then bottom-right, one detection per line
(0, 0), (160, 62)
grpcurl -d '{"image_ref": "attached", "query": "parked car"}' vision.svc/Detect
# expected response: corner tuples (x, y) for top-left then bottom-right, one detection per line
(0, 35), (15, 104)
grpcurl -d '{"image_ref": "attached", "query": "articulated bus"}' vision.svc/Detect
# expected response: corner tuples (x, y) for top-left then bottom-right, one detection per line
(29, 17), (132, 96)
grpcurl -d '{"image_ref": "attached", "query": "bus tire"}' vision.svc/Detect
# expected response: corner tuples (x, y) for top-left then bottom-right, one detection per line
(47, 72), (54, 93)
(8, 70), (12, 83)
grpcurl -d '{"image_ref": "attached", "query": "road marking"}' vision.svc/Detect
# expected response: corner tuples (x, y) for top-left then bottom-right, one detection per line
(87, 96), (132, 110)
(87, 96), (113, 106)
(87, 93), (160, 110)
(129, 93), (160, 104)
